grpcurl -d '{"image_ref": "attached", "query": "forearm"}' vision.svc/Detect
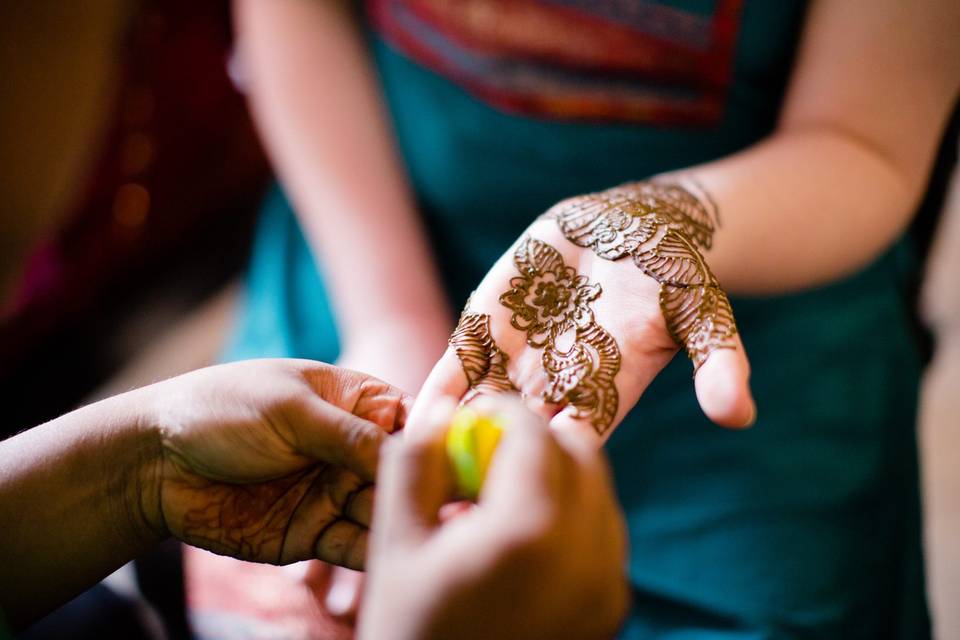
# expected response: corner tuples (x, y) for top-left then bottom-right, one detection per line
(660, 0), (959, 296)
(674, 125), (929, 295)
(234, 0), (450, 343)
(0, 389), (162, 628)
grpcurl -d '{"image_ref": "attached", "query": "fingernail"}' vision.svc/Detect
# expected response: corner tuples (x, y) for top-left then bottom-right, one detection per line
(325, 579), (354, 615)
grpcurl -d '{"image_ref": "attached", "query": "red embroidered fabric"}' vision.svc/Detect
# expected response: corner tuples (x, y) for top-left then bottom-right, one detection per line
(368, 0), (743, 125)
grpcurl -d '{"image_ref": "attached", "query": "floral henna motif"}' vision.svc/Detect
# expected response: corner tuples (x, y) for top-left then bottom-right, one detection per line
(450, 308), (517, 402)
(500, 235), (600, 347)
(545, 180), (737, 371)
(499, 236), (621, 435)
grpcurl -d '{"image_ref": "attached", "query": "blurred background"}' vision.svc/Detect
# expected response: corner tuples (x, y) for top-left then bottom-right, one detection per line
(1, 2), (956, 639)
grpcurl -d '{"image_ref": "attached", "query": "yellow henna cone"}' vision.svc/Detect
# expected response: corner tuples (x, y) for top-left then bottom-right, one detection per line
(446, 407), (504, 500)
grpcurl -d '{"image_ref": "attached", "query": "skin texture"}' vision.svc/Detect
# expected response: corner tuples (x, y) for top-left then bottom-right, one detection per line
(424, 184), (749, 444)
(359, 397), (630, 640)
(0, 359), (409, 629)
(232, 0), (450, 373)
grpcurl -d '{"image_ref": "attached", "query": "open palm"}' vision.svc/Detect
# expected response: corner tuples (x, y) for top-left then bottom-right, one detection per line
(413, 181), (755, 440)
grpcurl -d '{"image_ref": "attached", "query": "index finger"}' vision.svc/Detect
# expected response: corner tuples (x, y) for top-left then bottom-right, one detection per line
(287, 396), (391, 481)
(477, 398), (574, 523)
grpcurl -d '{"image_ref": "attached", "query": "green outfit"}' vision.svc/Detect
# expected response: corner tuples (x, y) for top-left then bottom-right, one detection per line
(226, 2), (929, 636)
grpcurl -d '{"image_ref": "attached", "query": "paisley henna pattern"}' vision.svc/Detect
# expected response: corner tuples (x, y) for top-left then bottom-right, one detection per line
(499, 237), (621, 435)
(542, 322), (620, 433)
(545, 180), (736, 371)
(450, 308), (517, 402)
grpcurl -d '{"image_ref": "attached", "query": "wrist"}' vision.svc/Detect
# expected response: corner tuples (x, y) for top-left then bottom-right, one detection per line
(115, 385), (169, 548)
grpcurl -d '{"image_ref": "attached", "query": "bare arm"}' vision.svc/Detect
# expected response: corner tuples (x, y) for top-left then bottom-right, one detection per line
(0, 389), (159, 627)
(233, 0), (451, 387)
(684, 0), (960, 294)
(0, 359), (409, 629)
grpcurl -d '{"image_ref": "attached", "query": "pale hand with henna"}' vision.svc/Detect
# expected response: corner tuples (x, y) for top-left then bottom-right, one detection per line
(415, 179), (755, 439)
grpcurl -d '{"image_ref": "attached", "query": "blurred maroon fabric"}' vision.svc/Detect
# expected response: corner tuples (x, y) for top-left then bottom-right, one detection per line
(0, 0), (268, 375)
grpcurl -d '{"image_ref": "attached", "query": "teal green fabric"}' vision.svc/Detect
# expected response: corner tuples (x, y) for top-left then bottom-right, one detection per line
(225, 2), (929, 637)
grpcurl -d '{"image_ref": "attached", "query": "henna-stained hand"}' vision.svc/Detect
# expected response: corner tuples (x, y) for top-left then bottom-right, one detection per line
(143, 359), (410, 569)
(413, 179), (754, 439)
(498, 237), (621, 435)
(449, 310), (517, 403)
(546, 180), (736, 370)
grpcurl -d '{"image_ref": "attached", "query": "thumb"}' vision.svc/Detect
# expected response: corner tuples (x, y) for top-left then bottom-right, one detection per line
(374, 400), (458, 546)
(289, 396), (391, 480)
(693, 335), (755, 429)
(479, 397), (571, 514)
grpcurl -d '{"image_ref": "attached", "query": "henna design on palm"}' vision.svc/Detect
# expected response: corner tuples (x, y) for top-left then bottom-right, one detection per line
(450, 309), (517, 403)
(546, 180), (737, 371)
(499, 236), (621, 435)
